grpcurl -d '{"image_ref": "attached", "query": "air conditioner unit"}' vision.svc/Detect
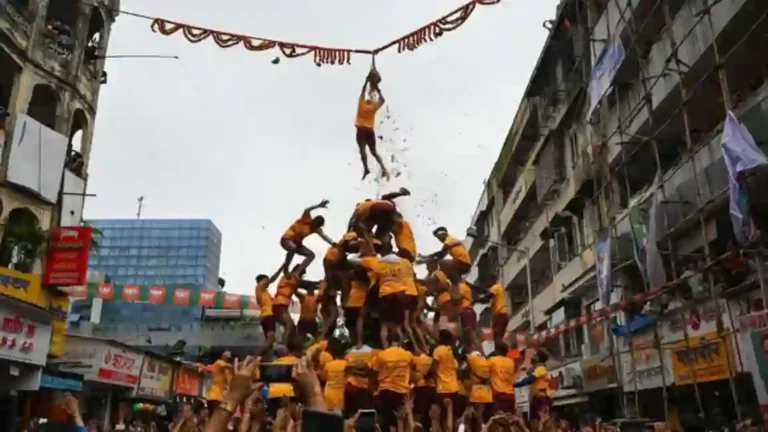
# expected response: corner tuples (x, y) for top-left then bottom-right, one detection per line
(561, 367), (583, 389)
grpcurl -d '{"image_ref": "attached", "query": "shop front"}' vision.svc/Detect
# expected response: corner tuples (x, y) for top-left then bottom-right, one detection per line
(737, 308), (768, 422)
(49, 335), (145, 426)
(515, 361), (587, 422)
(618, 328), (674, 419)
(581, 355), (619, 420)
(124, 354), (176, 423)
(174, 365), (203, 407)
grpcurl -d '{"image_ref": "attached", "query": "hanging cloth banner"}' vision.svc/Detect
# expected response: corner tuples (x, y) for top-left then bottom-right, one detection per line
(141, 0), (501, 66)
(64, 284), (259, 310)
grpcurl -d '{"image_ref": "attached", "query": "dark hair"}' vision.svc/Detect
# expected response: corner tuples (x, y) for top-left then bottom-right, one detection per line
(312, 215), (325, 228)
(432, 227), (447, 236)
(287, 339), (303, 356)
(438, 330), (454, 346)
(255, 274), (269, 283)
(327, 337), (346, 359)
(494, 341), (509, 356)
(387, 331), (402, 345)
(536, 348), (550, 364)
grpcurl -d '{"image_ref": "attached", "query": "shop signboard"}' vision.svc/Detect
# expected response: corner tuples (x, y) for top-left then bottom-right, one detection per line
(0, 267), (49, 309)
(738, 309), (768, 333)
(620, 330), (673, 391)
(663, 299), (731, 343)
(581, 355), (617, 393)
(135, 356), (174, 399)
(52, 336), (143, 388)
(48, 293), (70, 357)
(174, 366), (202, 397)
(670, 330), (734, 385)
(42, 226), (92, 286)
(0, 302), (53, 366)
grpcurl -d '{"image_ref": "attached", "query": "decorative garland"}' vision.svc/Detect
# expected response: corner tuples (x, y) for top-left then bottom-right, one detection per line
(145, 0), (501, 66)
(64, 250), (736, 345)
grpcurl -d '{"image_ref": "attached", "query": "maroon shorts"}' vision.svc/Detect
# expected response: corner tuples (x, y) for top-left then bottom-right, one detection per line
(356, 126), (376, 148)
(492, 392), (516, 414)
(206, 400), (221, 412)
(492, 313), (510, 338)
(529, 395), (553, 420)
(273, 304), (289, 321)
(378, 292), (406, 324)
(369, 200), (396, 220)
(454, 394), (468, 419)
(376, 389), (407, 415)
(460, 307), (478, 331)
(413, 386), (436, 420)
(365, 285), (380, 309)
(344, 307), (361, 333)
(343, 383), (374, 418)
(261, 315), (276, 334)
(437, 393), (460, 417)
(404, 294), (418, 311)
(297, 319), (318, 336)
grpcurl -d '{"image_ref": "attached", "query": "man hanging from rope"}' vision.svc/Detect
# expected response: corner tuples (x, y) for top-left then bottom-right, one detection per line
(355, 61), (389, 181)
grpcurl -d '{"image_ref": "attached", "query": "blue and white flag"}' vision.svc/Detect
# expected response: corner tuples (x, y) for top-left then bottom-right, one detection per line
(721, 111), (768, 245)
(587, 35), (626, 118)
(645, 177), (667, 289)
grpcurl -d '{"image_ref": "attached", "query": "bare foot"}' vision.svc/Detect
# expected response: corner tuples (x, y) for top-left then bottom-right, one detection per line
(382, 170), (391, 181)
(362, 169), (371, 180)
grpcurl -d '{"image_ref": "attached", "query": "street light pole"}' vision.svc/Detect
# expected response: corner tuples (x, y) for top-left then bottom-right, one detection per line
(466, 227), (535, 328)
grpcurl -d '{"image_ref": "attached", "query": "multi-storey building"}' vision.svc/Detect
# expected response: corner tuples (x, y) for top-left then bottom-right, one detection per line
(0, 0), (117, 245)
(70, 218), (222, 327)
(466, 0), (768, 422)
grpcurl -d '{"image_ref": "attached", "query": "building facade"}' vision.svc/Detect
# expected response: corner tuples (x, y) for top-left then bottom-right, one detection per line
(70, 218), (222, 328)
(466, 0), (768, 423)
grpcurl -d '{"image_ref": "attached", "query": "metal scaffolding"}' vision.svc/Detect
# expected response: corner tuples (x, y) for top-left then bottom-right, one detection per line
(558, 0), (766, 422)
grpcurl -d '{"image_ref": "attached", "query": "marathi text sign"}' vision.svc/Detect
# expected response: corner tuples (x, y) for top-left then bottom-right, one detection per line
(0, 267), (49, 309)
(135, 356), (174, 399)
(43, 226), (92, 286)
(174, 366), (202, 397)
(671, 331), (733, 385)
(52, 337), (143, 388)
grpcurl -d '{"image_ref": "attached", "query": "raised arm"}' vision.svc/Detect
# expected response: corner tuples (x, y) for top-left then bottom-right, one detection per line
(359, 79), (368, 99)
(268, 263), (286, 284)
(358, 224), (376, 257)
(301, 199), (329, 218)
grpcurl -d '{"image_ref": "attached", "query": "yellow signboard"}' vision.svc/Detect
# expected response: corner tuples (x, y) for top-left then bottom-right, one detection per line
(671, 331), (733, 385)
(0, 267), (49, 309)
(48, 292), (70, 357)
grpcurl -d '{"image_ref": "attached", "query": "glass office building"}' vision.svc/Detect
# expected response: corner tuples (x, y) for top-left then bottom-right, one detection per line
(73, 219), (223, 326)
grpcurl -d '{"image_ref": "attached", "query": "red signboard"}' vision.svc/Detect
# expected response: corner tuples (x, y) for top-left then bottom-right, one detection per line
(174, 367), (202, 396)
(43, 227), (92, 286)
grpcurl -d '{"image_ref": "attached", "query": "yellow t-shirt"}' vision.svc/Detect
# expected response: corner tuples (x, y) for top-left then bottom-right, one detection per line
(467, 353), (493, 403)
(369, 346), (413, 394)
(346, 277), (369, 308)
(393, 220), (417, 258)
(489, 284), (508, 315)
(205, 360), (232, 402)
(345, 346), (377, 389)
(432, 345), (460, 394)
(444, 235), (471, 264)
(530, 365), (554, 397)
(323, 359), (348, 411)
(274, 273), (299, 306)
(488, 355), (516, 395)
(255, 281), (273, 317)
(283, 216), (313, 242)
(412, 354), (434, 388)
(355, 97), (384, 129)
(267, 356), (299, 399)
(360, 256), (411, 297)
(300, 293), (319, 320)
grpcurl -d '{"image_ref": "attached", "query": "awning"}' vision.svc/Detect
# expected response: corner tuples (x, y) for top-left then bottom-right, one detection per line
(553, 394), (589, 406)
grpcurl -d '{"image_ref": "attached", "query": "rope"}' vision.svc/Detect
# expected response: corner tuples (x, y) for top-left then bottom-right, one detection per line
(109, 0), (501, 66)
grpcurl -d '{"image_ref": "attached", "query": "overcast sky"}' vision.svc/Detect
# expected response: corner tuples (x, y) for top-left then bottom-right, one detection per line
(83, 0), (561, 294)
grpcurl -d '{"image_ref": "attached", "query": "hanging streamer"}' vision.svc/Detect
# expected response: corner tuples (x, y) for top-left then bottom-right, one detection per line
(142, 0), (500, 66)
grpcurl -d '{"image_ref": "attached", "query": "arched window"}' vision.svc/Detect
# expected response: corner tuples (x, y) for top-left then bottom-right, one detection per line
(0, 48), (21, 120)
(67, 109), (88, 178)
(43, 0), (79, 50)
(27, 84), (58, 130)
(0, 207), (43, 271)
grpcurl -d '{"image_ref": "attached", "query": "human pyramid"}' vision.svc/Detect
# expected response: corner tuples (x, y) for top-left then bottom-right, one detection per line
(203, 68), (554, 431)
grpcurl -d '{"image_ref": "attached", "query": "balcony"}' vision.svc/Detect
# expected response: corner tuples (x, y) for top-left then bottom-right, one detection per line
(603, 0), (765, 163)
(499, 167), (536, 235)
(0, 0), (33, 50)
